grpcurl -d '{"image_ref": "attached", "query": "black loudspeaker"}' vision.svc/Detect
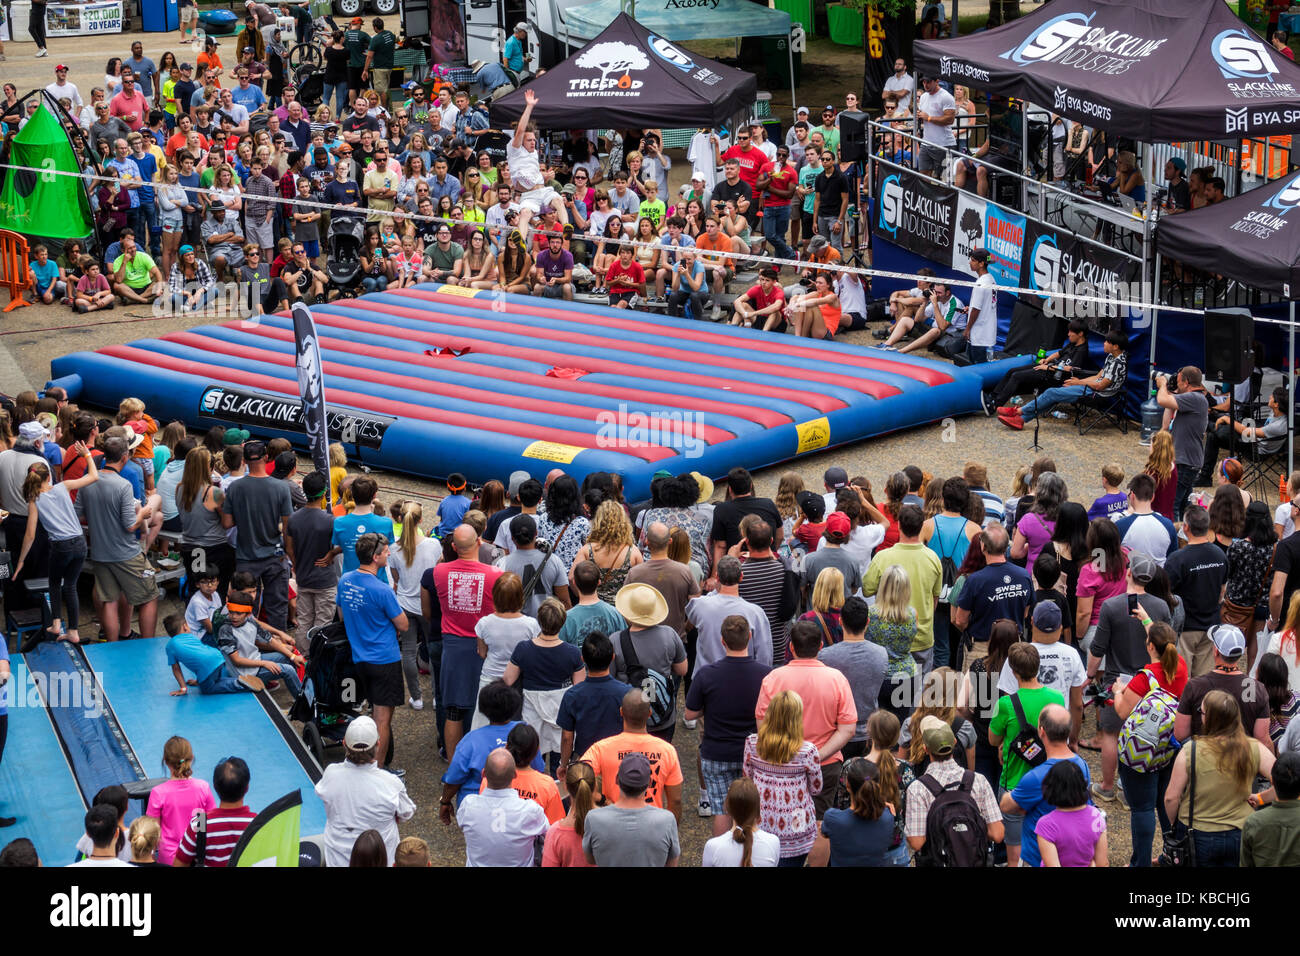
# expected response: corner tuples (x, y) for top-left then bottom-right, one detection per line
(402, 3), (430, 38)
(838, 110), (868, 163)
(1203, 308), (1255, 384)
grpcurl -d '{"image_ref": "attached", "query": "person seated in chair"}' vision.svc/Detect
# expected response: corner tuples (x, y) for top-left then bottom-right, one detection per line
(201, 206), (246, 281)
(999, 330), (1127, 430)
(1197, 385), (1290, 486)
(982, 320), (1092, 413)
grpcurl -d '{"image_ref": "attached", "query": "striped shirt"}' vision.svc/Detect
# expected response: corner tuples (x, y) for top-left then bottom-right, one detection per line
(173, 805), (257, 867)
(970, 488), (1005, 528)
(737, 555), (789, 665)
(243, 172), (278, 222)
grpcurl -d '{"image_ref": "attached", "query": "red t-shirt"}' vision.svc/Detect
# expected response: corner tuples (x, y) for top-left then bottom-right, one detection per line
(605, 259), (644, 294)
(759, 160), (796, 208)
(744, 283), (783, 310)
(62, 447), (104, 502)
(795, 521), (826, 551)
(172, 805), (256, 867)
(433, 558), (502, 637)
(720, 144), (765, 190)
(166, 131), (210, 159)
(1125, 658), (1188, 700)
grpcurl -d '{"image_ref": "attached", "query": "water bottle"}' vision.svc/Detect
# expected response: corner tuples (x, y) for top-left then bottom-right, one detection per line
(1139, 386), (1163, 446)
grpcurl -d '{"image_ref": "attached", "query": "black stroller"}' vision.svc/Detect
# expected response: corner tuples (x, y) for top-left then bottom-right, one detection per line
(289, 621), (363, 764)
(325, 214), (365, 297)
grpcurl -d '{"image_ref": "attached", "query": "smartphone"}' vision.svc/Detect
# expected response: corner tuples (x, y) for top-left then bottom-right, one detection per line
(1127, 594), (1139, 614)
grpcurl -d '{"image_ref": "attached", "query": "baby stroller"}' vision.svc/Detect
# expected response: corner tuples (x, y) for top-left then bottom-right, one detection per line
(294, 63), (325, 113)
(289, 621), (363, 764)
(325, 214), (365, 297)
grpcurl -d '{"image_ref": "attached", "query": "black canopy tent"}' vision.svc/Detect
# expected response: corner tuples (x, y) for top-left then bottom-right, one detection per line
(488, 13), (758, 130)
(913, 0), (1300, 143)
(1157, 172), (1300, 470)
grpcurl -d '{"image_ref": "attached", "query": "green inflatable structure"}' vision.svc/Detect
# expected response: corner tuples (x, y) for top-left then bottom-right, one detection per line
(0, 96), (95, 240)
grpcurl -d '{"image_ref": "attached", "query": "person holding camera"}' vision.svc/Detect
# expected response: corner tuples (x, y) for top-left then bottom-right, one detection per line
(667, 248), (708, 321)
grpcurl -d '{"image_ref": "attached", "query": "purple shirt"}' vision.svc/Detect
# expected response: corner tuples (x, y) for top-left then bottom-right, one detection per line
(536, 248), (573, 280)
(1035, 804), (1106, 867)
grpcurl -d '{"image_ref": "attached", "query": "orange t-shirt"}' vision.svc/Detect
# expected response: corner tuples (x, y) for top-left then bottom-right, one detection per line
(694, 232), (733, 267)
(479, 766), (565, 823)
(197, 52), (224, 87)
(580, 730), (683, 808)
(130, 413), (158, 460)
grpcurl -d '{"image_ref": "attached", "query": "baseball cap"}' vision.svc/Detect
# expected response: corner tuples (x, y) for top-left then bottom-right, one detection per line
(344, 715), (379, 751)
(514, 20), (528, 31)
(1032, 601), (1062, 633)
(350, 15), (363, 23)
(244, 439), (268, 461)
(242, 46), (255, 54)
(825, 511), (852, 541)
(178, 243), (194, 255)
(55, 64), (69, 72)
(796, 489), (825, 521)
(561, 182), (576, 195)
(403, 80), (418, 90)
(920, 715), (955, 755)
(205, 37), (219, 46)
(616, 753), (652, 791)
(272, 450), (297, 479)
(507, 469), (531, 497)
(180, 62), (193, 71)
(302, 470), (327, 500)
(18, 420), (49, 442)
(822, 104), (835, 113)
(969, 248), (990, 263)
(1127, 551), (1156, 584)
(223, 427), (251, 445)
(824, 466), (848, 489)
(1168, 156), (1187, 173)
(796, 105), (809, 115)
(1209, 623), (1246, 659)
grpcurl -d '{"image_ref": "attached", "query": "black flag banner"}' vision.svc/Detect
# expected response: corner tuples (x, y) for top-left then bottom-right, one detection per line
(292, 302), (332, 509)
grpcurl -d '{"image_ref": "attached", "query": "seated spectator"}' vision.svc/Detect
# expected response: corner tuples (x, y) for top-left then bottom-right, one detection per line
(27, 244), (68, 305)
(215, 589), (305, 696)
(1000, 330), (1128, 428)
(163, 612), (263, 695)
(109, 231), (164, 304)
(200, 205), (246, 280)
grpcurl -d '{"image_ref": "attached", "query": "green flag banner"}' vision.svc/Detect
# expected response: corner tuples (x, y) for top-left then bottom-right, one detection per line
(0, 99), (95, 239)
(229, 790), (303, 868)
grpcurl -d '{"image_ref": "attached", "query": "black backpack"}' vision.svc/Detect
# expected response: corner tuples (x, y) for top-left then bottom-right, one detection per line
(916, 771), (991, 868)
(617, 629), (675, 728)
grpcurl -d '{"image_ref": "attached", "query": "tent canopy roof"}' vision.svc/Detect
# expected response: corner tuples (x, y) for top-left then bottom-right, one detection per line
(489, 13), (757, 129)
(913, 0), (1300, 142)
(563, 0), (791, 42)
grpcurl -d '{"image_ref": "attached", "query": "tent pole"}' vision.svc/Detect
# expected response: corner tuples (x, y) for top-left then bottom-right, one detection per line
(952, 0), (959, 37)
(1150, 253), (1162, 388)
(788, 31), (796, 122)
(1141, 145), (1155, 373)
(1021, 103), (1028, 211)
(1291, 300), (1295, 476)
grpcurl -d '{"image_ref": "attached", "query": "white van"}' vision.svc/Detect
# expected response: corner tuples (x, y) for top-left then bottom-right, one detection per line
(398, 0), (588, 69)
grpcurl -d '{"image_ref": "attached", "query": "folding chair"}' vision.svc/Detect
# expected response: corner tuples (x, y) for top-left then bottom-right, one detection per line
(1073, 387), (1129, 436)
(1239, 437), (1289, 507)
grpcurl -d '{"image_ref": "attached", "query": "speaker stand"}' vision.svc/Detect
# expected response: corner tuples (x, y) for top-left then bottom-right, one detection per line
(843, 162), (868, 269)
(1028, 388), (1043, 452)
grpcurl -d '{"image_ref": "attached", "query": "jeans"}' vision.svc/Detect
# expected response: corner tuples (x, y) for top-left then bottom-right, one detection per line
(198, 666), (256, 694)
(1117, 762), (1173, 867)
(255, 651), (302, 698)
(991, 367), (1058, 407)
(1191, 827), (1242, 868)
(47, 536), (87, 631)
(398, 614), (425, 704)
(323, 82), (349, 117)
(429, 634), (446, 751)
(236, 553), (290, 631)
(668, 287), (707, 319)
(778, 853), (807, 867)
(170, 286), (215, 313)
(1174, 465), (1196, 521)
(29, 5), (46, 49)
(966, 343), (993, 364)
(816, 214), (844, 251)
(933, 610), (950, 669)
(362, 275), (388, 293)
(761, 204), (795, 261)
(140, 201), (160, 258)
(887, 841), (911, 866)
(1019, 384), (1088, 422)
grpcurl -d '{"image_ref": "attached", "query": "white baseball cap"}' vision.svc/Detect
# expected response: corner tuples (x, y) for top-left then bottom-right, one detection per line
(344, 715), (380, 750)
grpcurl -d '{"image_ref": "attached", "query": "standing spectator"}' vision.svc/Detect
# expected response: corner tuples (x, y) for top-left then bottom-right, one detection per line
(74, 436), (157, 641)
(952, 524), (1034, 646)
(708, 466), (782, 569)
(904, 718), (1004, 864)
(611, 583), (687, 742)
(915, 75), (956, 179)
(733, 516), (789, 665)
(818, 597), (887, 759)
(997, 602), (1088, 744)
(439, 681), (543, 818)
(542, 761), (600, 868)
(883, 58), (915, 110)
(580, 689), (684, 815)
(1221, 501), (1277, 671)
(1114, 473), (1178, 565)
(1164, 691), (1277, 867)
(285, 471), (337, 652)
(963, 249), (997, 364)
(388, 503), (439, 711)
(809, 757), (898, 867)
(220, 440), (292, 630)
(863, 505), (942, 673)
(1156, 367), (1210, 519)
(557, 561), (626, 648)
(496, 515), (570, 616)
(172, 758), (256, 867)
(922, 478), (979, 667)
(69, 807), (132, 867)
(756, 622), (856, 817)
(582, 754), (681, 867)
(1174, 624), (1272, 750)
(556, 632), (632, 778)
(315, 716), (416, 867)
(337, 533), (408, 773)
(625, 521), (698, 636)
(684, 614), (771, 831)
(1033, 760), (1108, 867)
(744, 690), (823, 867)
(362, 18), (397, 107)
(685, 556), (773, 674)
(503, 599), (585, 767)
(701, 778), (780, 867)
(145, 736), (216, 865)
(430, 525), (503, 758)
(1166, 504), (1227, 677)
(458, 749), (550, 867)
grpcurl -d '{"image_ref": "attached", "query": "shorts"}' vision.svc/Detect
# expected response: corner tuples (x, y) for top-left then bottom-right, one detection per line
(246, 218), (274, 250)
(519, 185), (560, 216)
(704, 264), (733, 283)
(842, 310), (868, 331)
(348, 66), (365, 91)
(998, 795), (1024, 845)
(91, 553), (157, 607)
(371, 68), (391, 97)
(700, 758), (745, 810)
(608, 291), (636, 306)
(161, 217), (183, 233)
(800, 211), (814, 235)
(300, 239), (320, 260)
(1098, 700), (1123, 734)
(355, 659), (404, 708)
(134, 455), (154, 480)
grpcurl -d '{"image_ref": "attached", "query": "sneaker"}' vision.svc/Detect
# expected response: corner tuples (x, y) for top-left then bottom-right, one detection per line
(627, 293), (641, 309)
(36, 48), (48, 58)
(996, 406), (1019, 417)
(710, 303), (722, 322)
(385, 766), (407, 779)
(872, 328), (890, 339)
(683, 717), (698, 730)
(697, 794), (712, 817)
(979, 391), (996, 416)
(237, 674), (266, 692)
(998, 411), (1024, 430)
(1089, 783), (1119, 803)
(408, 697), (424, 710)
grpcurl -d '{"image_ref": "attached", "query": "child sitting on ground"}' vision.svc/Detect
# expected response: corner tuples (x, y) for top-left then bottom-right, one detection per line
(74, 257), (116, 313)
(215, 591), (304, 696)
(163, 612), (262, 695)
(185, 571), (223, 637)
(435, 472), (472, 537)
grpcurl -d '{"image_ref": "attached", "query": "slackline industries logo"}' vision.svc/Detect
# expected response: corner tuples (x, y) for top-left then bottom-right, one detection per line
(199, 385), (393, 448)
(1230, 171), (1300, 241)
(876, 173), (951, 248)
(1000, 10), (1166, 76)
(569, 41), (649, 97)
(1212, 29), (1298, 99)
(1030, 233), (1062, 293)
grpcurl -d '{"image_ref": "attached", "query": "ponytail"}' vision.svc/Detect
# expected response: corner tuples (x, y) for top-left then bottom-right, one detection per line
(866, 709), (902, 807)
(850, 774), (887, 821)
(399, 502), (422, 566)
(733, 821), (756, 868)
(566, 762), (596, 837)
(722, 778), (761, 867)
(1148, 622), (1180, 681)
(22, 461), (49, 503)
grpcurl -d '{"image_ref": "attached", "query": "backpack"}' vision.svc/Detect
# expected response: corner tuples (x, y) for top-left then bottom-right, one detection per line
(1117, 667), (1180, 772)
(916, 771), (991, 868)
(933, 518), (966, 604)
(617, 629), (675, 728)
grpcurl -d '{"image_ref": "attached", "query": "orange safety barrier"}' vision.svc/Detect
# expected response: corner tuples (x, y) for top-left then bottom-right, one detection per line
(1239, 136), (1292, 179)
(0, 229), (32, 313)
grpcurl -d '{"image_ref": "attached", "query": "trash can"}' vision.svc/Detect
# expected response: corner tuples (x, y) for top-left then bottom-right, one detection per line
(142, 0), (179, 32)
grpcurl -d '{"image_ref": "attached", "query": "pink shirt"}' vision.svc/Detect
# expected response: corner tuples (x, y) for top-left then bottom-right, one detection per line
(541, 821), (593, 867)
(433, 558), (502, 637)
(755, 658), (857, 764)
(110, 89), (149, 130)
(1075, 557), (1128, 628)
(146, 777), (216, 865)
